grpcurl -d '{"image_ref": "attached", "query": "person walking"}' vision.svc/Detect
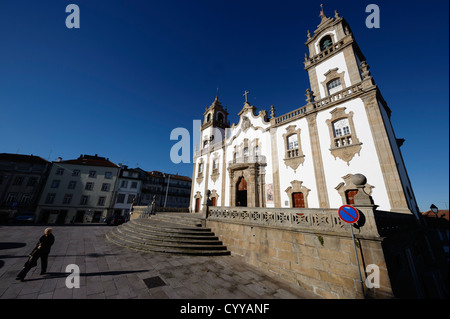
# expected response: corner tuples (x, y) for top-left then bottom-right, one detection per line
(16, 228), (55, 281)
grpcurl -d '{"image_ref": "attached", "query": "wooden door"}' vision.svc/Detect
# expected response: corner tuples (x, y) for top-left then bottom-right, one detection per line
(211, 197), (216, 206)
(292, 192), (305, 208)
(195, 198), (200, 212)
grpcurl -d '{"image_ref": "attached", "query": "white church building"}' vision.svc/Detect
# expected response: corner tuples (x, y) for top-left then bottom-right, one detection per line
(190, 9), (419, 218)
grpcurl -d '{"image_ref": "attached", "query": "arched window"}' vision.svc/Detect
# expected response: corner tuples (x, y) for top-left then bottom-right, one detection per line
(319, 35), (333, 51)
(217, 113), (224, 123)
(206, 113), (211, 122)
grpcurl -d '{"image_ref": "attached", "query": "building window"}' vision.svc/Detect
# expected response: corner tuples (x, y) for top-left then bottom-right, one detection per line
(80, 195), (89, 205)
(105, 171), (112, 179)
(127, 194), (135, 204)
(13, 176), (24, 186)
(203, 140), (208, 148)
(117, 194), (125, 204)
(131, 181), (138, 189)
(88, 170), (97, 178)
(101, 183), (110, 192)
(51, 180), (60, 188)
(62, 194), (73, 205)
(326, 108), (362, 165)
(207, 113), (211, 122)
(68, 181), (77, 189)
(72, 169), (80, 176)
(287, 134), (299, 151)
(120, 180), (128, 188)
(85, 182), (94, 191)
(98, 196), (106, 206)
(198, 163), (203, 174)
(6, 193), (17, 203)
(21, 194), (31, 204)
(45, 193), (56, 204)
(56, 168), (64, 175)
(327, 78), (342, 95)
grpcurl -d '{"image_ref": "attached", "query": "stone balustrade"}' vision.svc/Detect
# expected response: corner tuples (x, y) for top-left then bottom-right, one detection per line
(208, 206), (350, 235)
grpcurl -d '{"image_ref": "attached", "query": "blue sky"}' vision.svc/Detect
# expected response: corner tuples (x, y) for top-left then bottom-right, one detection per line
(0, 0), (448, 212)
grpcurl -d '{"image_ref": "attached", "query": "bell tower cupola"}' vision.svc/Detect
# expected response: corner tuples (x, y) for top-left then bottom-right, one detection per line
(200, 90), (230, 149)
(304, 5), (368, 100)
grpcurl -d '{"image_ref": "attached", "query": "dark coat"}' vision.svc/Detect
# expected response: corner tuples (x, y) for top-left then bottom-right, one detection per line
(37, 233), (55, 255)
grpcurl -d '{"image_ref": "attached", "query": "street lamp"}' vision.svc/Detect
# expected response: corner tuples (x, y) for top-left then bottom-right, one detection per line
(430, 204), (438, 217)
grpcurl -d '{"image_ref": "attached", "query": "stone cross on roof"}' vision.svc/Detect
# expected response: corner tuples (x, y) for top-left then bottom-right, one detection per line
(243, 90), (249, 103)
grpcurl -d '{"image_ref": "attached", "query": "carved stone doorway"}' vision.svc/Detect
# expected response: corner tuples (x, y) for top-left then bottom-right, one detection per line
(236, 176), (248, 207)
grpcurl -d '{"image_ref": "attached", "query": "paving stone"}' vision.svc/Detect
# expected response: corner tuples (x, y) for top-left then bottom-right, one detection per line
(0, 225), (320, 300)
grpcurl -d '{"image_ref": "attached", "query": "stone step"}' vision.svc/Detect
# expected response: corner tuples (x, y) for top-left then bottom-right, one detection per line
(106, 212), (230, 256)
(117, 223), (222, 245)
(106, 229), (230, 256)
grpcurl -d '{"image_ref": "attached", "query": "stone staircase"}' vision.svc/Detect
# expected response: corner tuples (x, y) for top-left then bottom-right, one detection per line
(105, 213), (230, 256)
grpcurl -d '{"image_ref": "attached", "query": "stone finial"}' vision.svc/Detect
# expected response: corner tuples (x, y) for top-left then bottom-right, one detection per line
(351, 173), (367, 186)
(360, 61), (372, 80)
(305, 88), (314, 104)
(270, 105), (276, 118)
(334, 10), (339, 19)
(307, 30), (311, 39)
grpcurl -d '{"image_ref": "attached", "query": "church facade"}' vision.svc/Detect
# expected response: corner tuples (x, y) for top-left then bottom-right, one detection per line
(190, 10), (419, 219)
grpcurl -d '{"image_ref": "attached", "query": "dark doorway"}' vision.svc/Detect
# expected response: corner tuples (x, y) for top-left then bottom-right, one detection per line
(92, 211), (102, 223)
(211, 197), (216, 207)
(292, 192), (305, 208)
(39, 210), (50, 223)
(56, 210), (67, 224)
(75, 210), (85, 223)
(236, 176), (247, 207)
(345, 190), (358, 205)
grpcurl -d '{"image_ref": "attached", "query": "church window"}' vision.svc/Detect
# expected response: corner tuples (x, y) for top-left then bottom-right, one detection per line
(287, 134), (299, 150)
(326, 108), (362, 165)
(327, 78), (342, 95)
(203, 140), (208, 148)
(243, 147), (249, 157)
(198, 163), (203, 174)
(254, 146), (259, 156)
(282, 125), (305, 172)
(217, 113), (224, 123)
(207, 113), (211, 122)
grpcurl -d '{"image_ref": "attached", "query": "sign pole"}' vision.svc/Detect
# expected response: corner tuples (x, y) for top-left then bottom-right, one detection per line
(350, 224), (366, 299)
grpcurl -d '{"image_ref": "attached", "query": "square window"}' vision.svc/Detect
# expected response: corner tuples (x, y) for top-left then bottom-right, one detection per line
(88, 170), (97, 178)
(105, 171), (112, 179)
(68, 181), (77, 189)
(62, 194), (73, 204)
(98, 196), (106, 206)
(101, 183), (110, 191)
(56, 168), (64, 175)
(51, 180), (60, 188)
(85, 182), (94, 191)
(45, 193), (56, 204)
(72, 169), (80, 176)
(80, 195), (89, 205)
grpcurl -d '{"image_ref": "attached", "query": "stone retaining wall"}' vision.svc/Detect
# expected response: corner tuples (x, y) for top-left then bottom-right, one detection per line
(207, 206), (394, 299)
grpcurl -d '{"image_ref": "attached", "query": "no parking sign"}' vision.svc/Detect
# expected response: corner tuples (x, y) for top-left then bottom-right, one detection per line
(338, 205), (360, 224)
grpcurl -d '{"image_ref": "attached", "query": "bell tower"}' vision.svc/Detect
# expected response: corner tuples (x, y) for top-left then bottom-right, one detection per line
(200, 91), (229, 150)
(303, 6), (420, 217)
(304, 7), (366, 100)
